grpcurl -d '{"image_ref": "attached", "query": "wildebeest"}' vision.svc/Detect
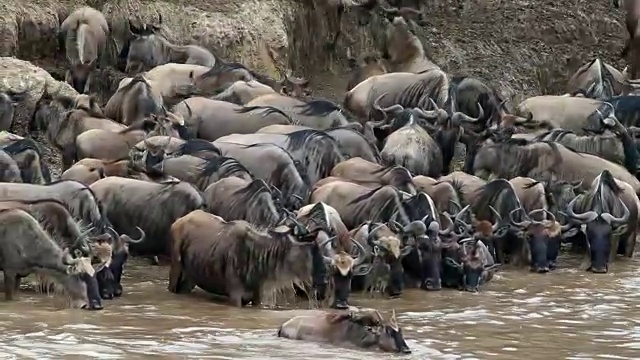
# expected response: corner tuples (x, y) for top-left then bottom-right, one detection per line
(104, 75), (163, 125)
(90, 177), (205, 257)
(172, 97), (294, 141)
(0, 89), (27, 131)
(515, 96), (618, 133)
(507, 177), (563, 272)
(412, 175), (462, 220)
(61, 158), (131, 185)
(212, 142), (310, 209)
(168, 210), (328, 307)
(210, 80), (279, 105)
(246, 94), (350, 129)
(2, 138), (52, 184)
(0, 150), (22, 183)
(382, 16), (439, 73)
(277, 309), (411, 354)
(258, 125), (380, 163)
(471, 138), (640, 196)
(59, 6), (111, 93)
(217, 130), (344, 186)
(437, 171), (487, 206)
(443, 238), (499, 292)
(203, 178), (284, 229)
(0, 208), (101, 309)
(562, 170), (635, 273)
(123, 15), (217, 74)
(328, 157), (415, 194)
(188, 62), (255, 98)
(346, 47), (388, 92)
(566, 59), (626, 99)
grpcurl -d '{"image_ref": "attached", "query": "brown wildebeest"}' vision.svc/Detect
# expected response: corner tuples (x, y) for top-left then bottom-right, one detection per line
(172, 97), (294, 141)
(59, 6), (112, 93)
(277, 309), (411, 354)
(382, 16), (439, 73)
(346, 47), (388, 92)
(61, 158), (130, 185)
(562, 170), (637, 273)
(437, 171), (487, 207)
(124, 15), (217, 74)
(566, 59), (626, 99)
(168, 210), (331, 307)
(413, 175), (463, 220)
(328, 157), (415, 194)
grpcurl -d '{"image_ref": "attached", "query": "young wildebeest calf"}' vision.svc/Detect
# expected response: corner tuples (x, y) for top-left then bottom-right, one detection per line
(168, 210), (327, 307)
(278, 308), (411, 354)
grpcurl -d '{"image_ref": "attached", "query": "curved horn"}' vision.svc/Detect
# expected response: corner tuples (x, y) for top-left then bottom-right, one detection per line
(373, 92), (404, 118)
(489, 205), (502, 231)
(318, 235), (336, 249)
(601, 197), (630, 225)
(527, 208), (550, 225)
(61, 248), (79, 265)
(509, 207), (530, 228)
(107, 226), (120, 240)
(122, 226), (146, 244)
(439, 212), (454, 236)
(453, 103), (485, 123)
(351, 238), (367, 266)
(565, 196), (598, 223)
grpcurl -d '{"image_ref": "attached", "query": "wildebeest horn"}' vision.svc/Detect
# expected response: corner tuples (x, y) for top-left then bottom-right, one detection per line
(601, 197), (630, 225)
(351, 238), (367, 266)
(373, 92), (404, 118)
(78, 226), (94, 240)
(367, 223), (385, 242)
(62, 248), (79, 265)
(107, 226), (119, 240)
(318, 235), (336, 249)
(449, 199), (463, 214)
(439, 213), (454, 236)
(558, 211), (575, 232)
(403, 220), (427, 234)
(489, 205), (502, 231)
(509, 207), (531, 228)
(122, 227), (146, 244)
(565, 196), (598, 224)
(526, 208), (550, 225)
(453, 103), (485, 123)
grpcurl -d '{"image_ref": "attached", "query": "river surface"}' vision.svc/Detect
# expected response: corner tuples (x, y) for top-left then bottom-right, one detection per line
(0, 254), (639, 359)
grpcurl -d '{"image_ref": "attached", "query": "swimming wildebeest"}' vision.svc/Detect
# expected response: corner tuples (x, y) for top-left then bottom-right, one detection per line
(277, 308), (411, 354)
(59, 6), (111, 93)
(562, 170), (637, 273)
(327, 157), (415, 195)
(123, 15), (217, 74)
(217, 130), (345, 186)
(566, 59), (626, 99)
(168, 210), (328, 307)
(0, 208), (102, 310)
(90, 176), (205, 258)
(172, 97), (294, 141)
(0, 88), (27, 131)
(203, 178), (285, 229)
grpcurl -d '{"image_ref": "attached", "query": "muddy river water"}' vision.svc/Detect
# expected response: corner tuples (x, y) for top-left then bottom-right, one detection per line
(0, 255), (639, 359)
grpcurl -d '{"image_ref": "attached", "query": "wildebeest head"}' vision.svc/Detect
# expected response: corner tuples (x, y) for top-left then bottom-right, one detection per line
(444, 237), (500, 292)
(59, 248), (103, 310)
(132, 135), (173, 174)
(562, 172), (630, 273)
(124, 16), (163, 74)
(279, 69), (311, 98)
(101, 226), (146, 298)
(66, 60), (96, 94)
(585, 102), (619, 132)
(151, 106), (191, 139)
(509, 207), (562, 272)
(346, 47), (388, 92)
(190, 63), (253, 97)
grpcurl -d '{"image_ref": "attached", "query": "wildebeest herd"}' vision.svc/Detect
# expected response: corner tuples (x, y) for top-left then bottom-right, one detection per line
(1, 0), (640, 354)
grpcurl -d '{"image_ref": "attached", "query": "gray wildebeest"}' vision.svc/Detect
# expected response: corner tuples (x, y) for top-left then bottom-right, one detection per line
(172, 97), (294, 141)
(382, 16), (439, 73)
(90, 176), (205, 258)
(217, 130), (344, 186)
(346, 47), (388, 92)
(471, 138), (640, 195)
(344, 69), (450, 120)
(104, 75), (163, 125)
(533, 125), (639, 175)
(515, 96), (618, 134)
(507, 177), (563, 273)
(124, 15), (217, 74)
(566, 59), (626, 99)
(412, 175), (463, 221)
(168, 210), (329, 307)
(0, 150), (22, 183)
(246, 94), (350, 129)
(0, 208), (102, 309)
(203, 178), (285, 229)
(613, 0), (640, 78)
(277, 309), (411, 354)
(211, 142), (310, 210)
(210, 80), (280, 105)
(562, 170), (636, 273)
(2, 138), (52, 184)
(328, 157), (415, 195)
(0, 88), (27, 131)
(59, 7), (112, 93)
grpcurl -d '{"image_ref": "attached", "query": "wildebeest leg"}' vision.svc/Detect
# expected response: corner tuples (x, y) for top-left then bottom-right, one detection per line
(494, 238), (505, 265)
(149, 256), (160, 265)
(623, 231), (636, 258)
(3, 271), (17, 300)
(251, 288), (262, 307)
(610, 237), (620, 266)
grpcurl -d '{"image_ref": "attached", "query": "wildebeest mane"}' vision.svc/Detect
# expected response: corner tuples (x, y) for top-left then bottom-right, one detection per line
(347, 186), (405, 224)
(371, 163), (413, 184)
(235, 105), (295, 124)
(3, 138), (52, 183)
(296, 99), (342, 116)
(200, 62), (247, 79)
(285, 130), (344, 182)
(174, 139), (222, 157)
(486, 139), (567, 178)
(472, 179), (522, 223)
(227, 179), (280, 228)
(198, 156), (252, 180)
(396, 73), (449, 109)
